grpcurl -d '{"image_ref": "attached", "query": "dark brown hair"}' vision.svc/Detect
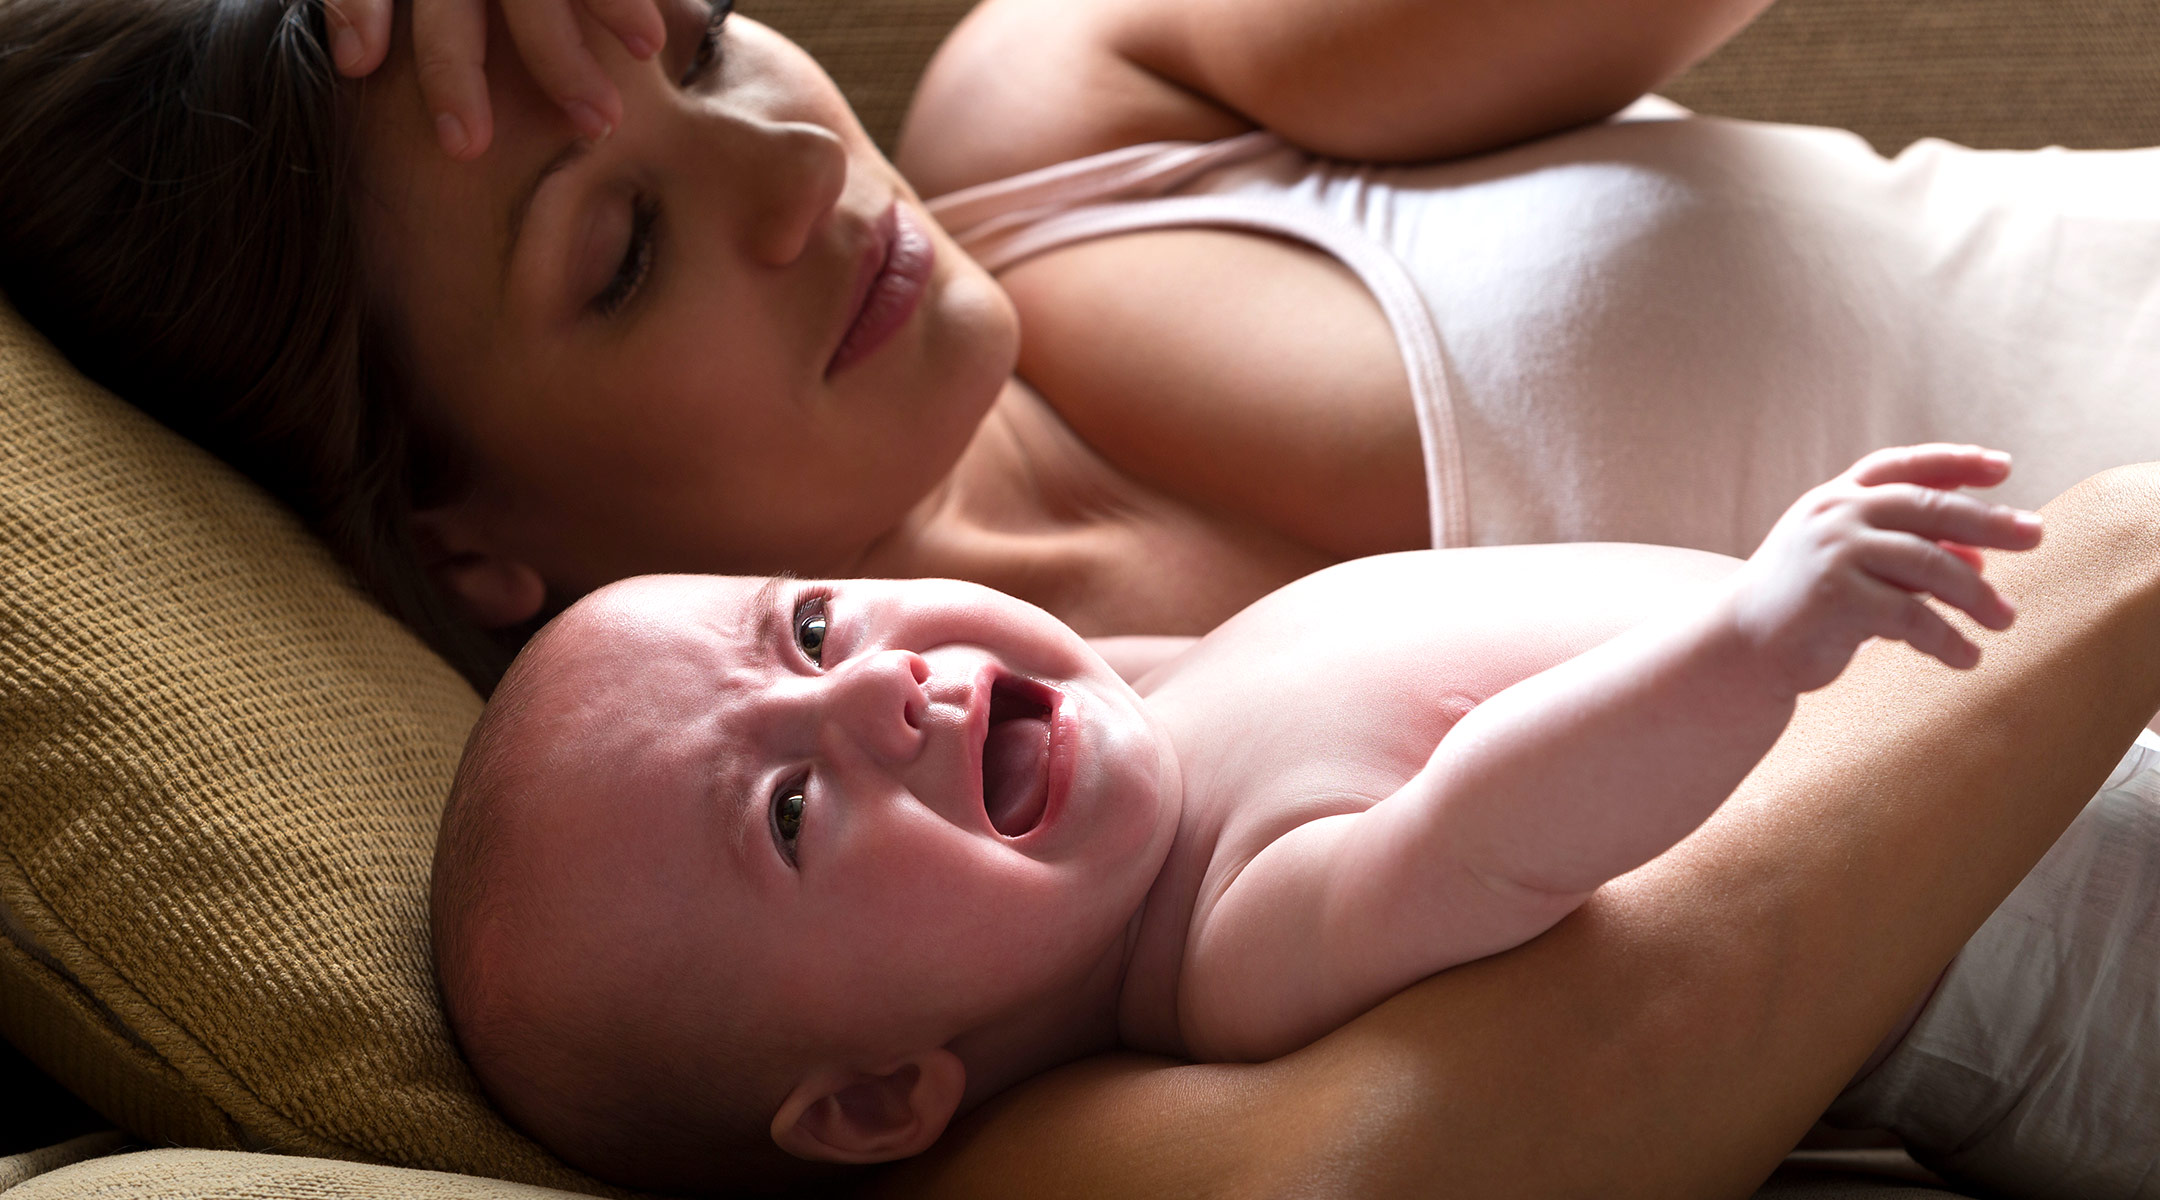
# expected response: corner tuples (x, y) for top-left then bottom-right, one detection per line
(0, 0), (509, 688)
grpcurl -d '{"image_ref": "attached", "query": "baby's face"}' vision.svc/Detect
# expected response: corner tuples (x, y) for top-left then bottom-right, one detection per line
(502, 574), (1181, 1071)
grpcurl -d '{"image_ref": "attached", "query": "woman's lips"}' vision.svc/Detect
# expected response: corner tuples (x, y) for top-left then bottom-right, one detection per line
(826, 200), (935, 377)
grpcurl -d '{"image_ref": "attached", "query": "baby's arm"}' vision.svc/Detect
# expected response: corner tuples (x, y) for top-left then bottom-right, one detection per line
(1179, 445), (2043, 1061)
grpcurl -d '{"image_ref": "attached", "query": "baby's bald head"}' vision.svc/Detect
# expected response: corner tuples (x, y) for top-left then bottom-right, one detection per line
(429, 596), (830, 1193)
(428, 572), (1182, 1186)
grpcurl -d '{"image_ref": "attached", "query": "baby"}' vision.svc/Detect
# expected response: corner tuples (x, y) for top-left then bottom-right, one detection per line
(432, 445), (2067, 1193)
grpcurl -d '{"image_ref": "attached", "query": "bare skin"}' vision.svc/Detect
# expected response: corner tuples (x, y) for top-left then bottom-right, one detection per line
(865, 464), (2160, 1198)
(323, 0), (2158, 1192)
(338, 0), (1772, 641)
(445, 444), (2037, 1177)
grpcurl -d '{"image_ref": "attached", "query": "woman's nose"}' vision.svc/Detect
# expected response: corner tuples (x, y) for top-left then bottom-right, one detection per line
(730, 116), (848, 267)
(821, 649), (929, 764)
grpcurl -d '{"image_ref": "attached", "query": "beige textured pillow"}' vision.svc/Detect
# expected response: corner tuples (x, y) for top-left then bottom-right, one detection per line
(1667, 0), (2160, 153)
(9, 1149), (593, 1199)
(742, 0), (979, 149)
(0, 296), (607, 1194)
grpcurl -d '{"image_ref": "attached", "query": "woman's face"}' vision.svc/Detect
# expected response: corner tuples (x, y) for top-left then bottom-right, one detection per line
(354, 1), (1019, 622)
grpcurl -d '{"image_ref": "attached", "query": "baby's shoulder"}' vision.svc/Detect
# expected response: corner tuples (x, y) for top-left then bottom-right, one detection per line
(1143, 546), (1739, 767)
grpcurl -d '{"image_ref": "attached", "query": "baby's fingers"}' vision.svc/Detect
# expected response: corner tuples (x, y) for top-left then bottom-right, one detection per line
(412, 0), (494, 159)
(1859, 532), (2015, 632)
(1880, 587), (1983, 670)
(1863, 485), (2042, 552)
(322, 0), (393, 75)
(1849, 443), (2014, 491)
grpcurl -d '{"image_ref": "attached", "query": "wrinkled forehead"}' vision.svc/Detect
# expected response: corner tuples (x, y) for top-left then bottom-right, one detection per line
(518, 574), (776, 734)
(484, 578), (780, 926)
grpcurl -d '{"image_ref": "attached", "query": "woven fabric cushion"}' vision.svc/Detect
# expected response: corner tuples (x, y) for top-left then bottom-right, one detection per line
(8, 1149), (589, 1199)
(1666, 0), (2160, 153)
(742, 0), (978, 150)
(0, 1149), (1972, 1200)
(0, 296), (615, 1194)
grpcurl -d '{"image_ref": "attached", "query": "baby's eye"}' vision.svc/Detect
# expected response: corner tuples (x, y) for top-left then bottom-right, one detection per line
(793, 595), (828, 666)
(771, 779), (806, 863)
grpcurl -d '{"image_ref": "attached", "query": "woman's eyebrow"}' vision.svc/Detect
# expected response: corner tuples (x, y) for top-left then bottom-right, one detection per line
(500, 139), (594, 288)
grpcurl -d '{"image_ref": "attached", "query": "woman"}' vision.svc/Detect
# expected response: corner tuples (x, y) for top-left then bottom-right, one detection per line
(12, 0), (2159, 686)
(325, 0), (2160, 672)
(1, 0), (2156, 1193)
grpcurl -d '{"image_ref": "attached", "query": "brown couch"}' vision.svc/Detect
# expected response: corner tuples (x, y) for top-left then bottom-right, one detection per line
(4, 0), (2154, 1195)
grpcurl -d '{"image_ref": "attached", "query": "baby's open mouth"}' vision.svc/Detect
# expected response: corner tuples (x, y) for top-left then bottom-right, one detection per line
(981, 676), (1055, 837)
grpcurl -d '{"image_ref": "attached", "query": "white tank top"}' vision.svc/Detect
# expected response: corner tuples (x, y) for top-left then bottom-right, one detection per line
(929, 100), (2160, 556)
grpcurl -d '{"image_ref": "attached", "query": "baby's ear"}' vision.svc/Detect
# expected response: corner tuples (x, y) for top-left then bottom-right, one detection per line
(769, 1049), (967, 1164)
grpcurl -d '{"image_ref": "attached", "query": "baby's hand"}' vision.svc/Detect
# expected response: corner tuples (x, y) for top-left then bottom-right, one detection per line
(1730, 444), (2043, 694)
(322, 0), (671, 159)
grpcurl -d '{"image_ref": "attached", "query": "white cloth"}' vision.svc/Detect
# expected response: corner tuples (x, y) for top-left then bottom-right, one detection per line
(929, 101), (2160, 556)
(1823, 729), (2160, 1199)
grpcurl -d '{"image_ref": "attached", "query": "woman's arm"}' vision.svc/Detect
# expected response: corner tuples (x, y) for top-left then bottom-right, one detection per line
(864, 464), (2160, 1199)
(900, 0), (1773, 194)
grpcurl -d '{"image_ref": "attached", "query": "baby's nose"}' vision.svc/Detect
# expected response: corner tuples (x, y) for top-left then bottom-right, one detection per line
(826, 649), (929, 764)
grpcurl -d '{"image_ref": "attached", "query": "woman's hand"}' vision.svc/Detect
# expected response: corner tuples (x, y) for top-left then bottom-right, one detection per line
(1730, 443), (2043, 693)
(322, 0), (671, 159)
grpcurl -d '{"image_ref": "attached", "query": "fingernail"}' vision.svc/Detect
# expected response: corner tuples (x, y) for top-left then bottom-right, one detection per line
(624, 34), (658, 58)
(2014, 511), (2043, 532)
(331, 25), (363, 72)
(564, 100), (613, 141)
(435, 112), (470, 157)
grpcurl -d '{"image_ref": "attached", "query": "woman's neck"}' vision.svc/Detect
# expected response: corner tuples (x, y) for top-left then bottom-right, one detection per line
(854, 378), (1148, 621)
(854, 376), (1336, 637)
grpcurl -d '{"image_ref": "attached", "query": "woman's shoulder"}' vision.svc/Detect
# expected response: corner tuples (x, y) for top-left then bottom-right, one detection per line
(895, 0), (1255, 198)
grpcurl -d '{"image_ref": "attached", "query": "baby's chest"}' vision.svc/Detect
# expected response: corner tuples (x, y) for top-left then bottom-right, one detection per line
(997, 228), (1432, 561)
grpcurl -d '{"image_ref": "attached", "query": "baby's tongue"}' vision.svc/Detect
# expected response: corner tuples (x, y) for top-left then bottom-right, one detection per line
(982, 713), (1050, 837)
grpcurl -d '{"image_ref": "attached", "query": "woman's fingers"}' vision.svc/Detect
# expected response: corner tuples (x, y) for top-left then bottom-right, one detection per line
(412, 0), (495, 159)
(1856, 533), (2015, 631)
(321, 0), (392, 75)
(578, 0), (670, 61)
(500, 0), (625, 142)
(345, 0), (667, 159)
(1849, 443), (2014, 491)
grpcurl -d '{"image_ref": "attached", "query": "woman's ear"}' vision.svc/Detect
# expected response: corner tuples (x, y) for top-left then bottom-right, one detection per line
(769, 1049), (968, 1164)
(409, 507), (548, 629)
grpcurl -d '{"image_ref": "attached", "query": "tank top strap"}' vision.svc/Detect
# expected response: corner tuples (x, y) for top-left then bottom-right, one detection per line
(928, 136), (1469, 549)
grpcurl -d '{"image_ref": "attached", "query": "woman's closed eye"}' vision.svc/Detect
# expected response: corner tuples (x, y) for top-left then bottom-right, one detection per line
(591, 194), (657, 317)
(586, 0), (731, 317)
